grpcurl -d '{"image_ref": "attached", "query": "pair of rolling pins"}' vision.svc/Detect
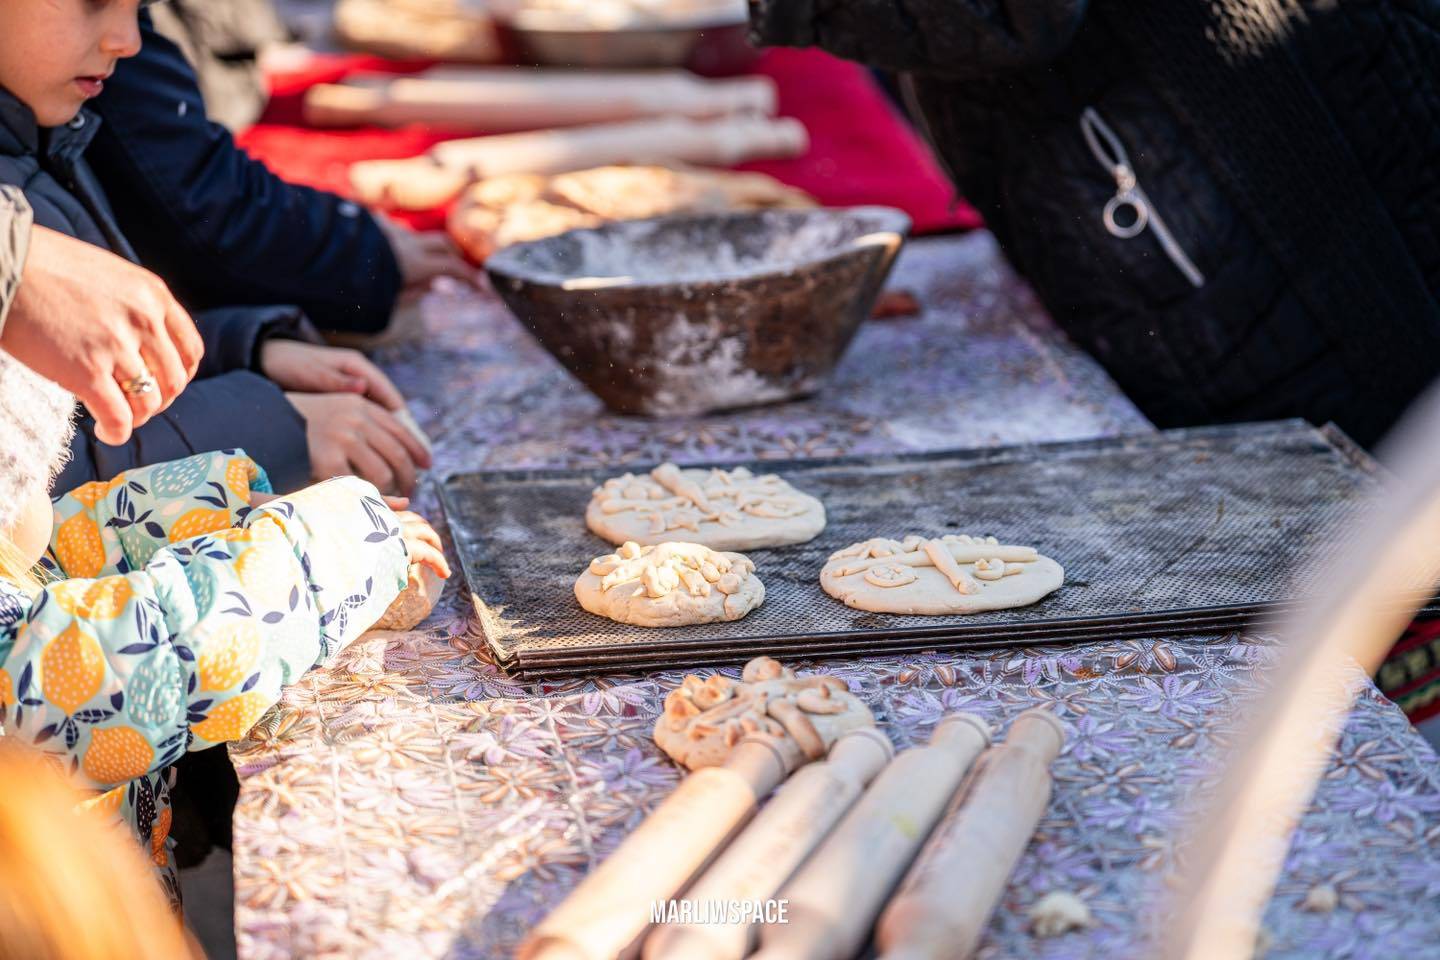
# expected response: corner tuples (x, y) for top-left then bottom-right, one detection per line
(643, 727), (896, 960)
(753, 709), (1066, 960)
(517, 735), (805, 960)
(305, 68), (778, 131)
(349, 114), (809, 210)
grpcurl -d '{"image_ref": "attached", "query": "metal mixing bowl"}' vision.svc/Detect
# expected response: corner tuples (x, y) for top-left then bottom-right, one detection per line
(485, 206), (911, 417)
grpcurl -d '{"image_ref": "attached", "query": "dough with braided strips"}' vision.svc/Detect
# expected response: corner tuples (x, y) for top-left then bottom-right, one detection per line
(586, 462), (825, 551)
(820, 533), (1063, 615)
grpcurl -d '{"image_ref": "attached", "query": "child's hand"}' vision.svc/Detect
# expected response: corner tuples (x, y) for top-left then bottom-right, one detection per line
(260, 341), (405, 410)
(375, 216), (476, 290)
(382, 496), (451, 580)
(287, 393), (432, 496)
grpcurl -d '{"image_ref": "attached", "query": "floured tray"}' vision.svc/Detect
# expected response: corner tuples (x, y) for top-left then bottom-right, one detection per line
(441, 420), (1431, 677)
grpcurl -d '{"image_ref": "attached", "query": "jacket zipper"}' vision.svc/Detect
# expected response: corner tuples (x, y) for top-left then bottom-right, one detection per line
(1079, 107), (1205, 289)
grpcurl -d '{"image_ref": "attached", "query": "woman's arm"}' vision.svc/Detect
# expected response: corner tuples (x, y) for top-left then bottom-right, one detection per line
(748, 0), (1089, 76)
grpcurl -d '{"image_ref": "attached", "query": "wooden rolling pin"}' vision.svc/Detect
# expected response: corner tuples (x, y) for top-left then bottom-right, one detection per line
(643, 728), (895, 960)
(751, 714), (992, 960)
(517, 736), (803, 960)
(875, 709), (1067, 960)
(349, 115), (809, 210)
(305, 69), (777, 130)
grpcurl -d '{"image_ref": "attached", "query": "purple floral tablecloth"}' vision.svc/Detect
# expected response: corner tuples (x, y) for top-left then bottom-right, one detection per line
(229, 234), (1440, 959)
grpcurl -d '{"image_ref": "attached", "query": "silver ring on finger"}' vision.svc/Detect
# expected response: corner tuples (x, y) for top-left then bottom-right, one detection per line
(119, 371), (158, 396)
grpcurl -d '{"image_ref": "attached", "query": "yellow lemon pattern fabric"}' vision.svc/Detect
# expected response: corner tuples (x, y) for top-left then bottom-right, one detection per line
(0, 452), (408, 907)
(40, 621), (107, 715)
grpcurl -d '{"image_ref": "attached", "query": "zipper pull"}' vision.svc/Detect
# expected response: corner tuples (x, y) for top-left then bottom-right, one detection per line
(1080, 107), (1205, 288)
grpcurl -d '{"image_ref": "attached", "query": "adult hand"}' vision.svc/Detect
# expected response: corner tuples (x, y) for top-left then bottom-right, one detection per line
(287, 392), (431, 497)
(260, 340), (405, 410)
(382, 495), (452, 580)
(1, 226), (203, 444)
(375, 215), (475, 289)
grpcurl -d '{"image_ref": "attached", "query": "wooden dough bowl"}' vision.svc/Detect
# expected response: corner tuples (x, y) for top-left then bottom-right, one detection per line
(485, 206), (910, 417)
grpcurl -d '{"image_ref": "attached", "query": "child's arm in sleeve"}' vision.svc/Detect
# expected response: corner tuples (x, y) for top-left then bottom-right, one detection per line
(47, 450), (271, 578)
(0, 476), (406, 789)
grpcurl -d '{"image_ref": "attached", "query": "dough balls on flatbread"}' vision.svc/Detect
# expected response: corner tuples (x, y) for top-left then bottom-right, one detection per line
(575, 540), (764, 627)
(586, 462), (826, 551)
(820, 534), (1063, 615)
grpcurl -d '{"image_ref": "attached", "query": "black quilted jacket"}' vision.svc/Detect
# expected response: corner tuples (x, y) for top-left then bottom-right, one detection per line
(750, 0), (1440, 447)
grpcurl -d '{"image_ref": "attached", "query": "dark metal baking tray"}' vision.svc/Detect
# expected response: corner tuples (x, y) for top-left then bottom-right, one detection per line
(440, 420), (1411, 677)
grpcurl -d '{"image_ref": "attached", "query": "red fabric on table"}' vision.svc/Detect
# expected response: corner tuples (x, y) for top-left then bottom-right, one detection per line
(239, 47), (981, 234)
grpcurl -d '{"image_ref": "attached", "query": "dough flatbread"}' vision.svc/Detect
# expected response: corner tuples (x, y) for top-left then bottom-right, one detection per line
(575, 540), (764, 627)
(820, 534), (1063, 615)
(448, 164), (814, 261)
(586, 462), (826, 551)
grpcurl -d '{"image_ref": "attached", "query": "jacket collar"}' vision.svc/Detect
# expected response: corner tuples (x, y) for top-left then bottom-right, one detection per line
(0, 86), (100, 162)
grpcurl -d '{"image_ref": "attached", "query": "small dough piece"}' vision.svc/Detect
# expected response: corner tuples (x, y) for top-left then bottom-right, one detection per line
(575, 541), (764, 627)
(1028, 891), (1092, 938)
(370, 563), (447, 631)
(586, 463), (826, 551)
(820, 533), (1063, 615)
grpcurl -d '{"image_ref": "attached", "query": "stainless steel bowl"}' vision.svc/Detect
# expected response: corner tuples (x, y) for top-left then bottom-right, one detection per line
(495, 6), (758, 72)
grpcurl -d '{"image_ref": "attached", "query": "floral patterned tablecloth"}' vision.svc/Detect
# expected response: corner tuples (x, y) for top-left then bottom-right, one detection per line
(229, 233), (1440, 959)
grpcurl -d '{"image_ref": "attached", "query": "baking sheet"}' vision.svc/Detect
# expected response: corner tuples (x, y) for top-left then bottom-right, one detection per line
(441, 420), (1415, 676)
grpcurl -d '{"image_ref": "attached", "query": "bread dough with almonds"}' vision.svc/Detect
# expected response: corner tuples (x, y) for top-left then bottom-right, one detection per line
(587, 462), (825, 551)
(820, 534), (1063, 615)
(575, 540), (764, 627)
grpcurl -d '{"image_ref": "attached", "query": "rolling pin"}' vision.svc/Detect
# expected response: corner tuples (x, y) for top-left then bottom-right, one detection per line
(751, 713), (993, 960)
(643, 727), (895, 960)
(350, 115), (808, 209)
(430, 114), (808, 175)
(304, 69), (777, 130)
(517, 736), (803, 960)
(875, 709), (1067, 960)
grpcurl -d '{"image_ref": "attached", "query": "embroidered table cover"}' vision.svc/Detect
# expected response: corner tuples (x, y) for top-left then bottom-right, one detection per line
(230, 234), (1440, 958)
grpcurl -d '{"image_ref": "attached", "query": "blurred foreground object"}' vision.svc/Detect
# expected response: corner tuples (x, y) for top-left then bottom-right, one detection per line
(350, 114), (807, 210)
(304, 67), (775, 131)
(448, 163), (812, 262)
(333, 0), (502, 61)
(0, 744), (196, 960)
(1167, 385), (1440, 958)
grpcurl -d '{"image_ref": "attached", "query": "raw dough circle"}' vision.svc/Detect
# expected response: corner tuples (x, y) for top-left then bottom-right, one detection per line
(820, 533), (1063, 615)
(575, 540), (765, 627)
(586, 462), (825, 551)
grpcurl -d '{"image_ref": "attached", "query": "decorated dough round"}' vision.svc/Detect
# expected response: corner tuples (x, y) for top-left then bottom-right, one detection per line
(575, 540), (765, 627)
(586, 462), (825, 551)
(820, 534), (1063, 615)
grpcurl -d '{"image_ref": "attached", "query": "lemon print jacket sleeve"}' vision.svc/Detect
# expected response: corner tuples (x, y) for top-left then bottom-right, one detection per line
(0, 450), (408, 790)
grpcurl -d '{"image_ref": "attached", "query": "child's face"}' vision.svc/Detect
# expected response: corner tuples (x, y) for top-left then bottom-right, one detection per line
(0, 0), (142, 127)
